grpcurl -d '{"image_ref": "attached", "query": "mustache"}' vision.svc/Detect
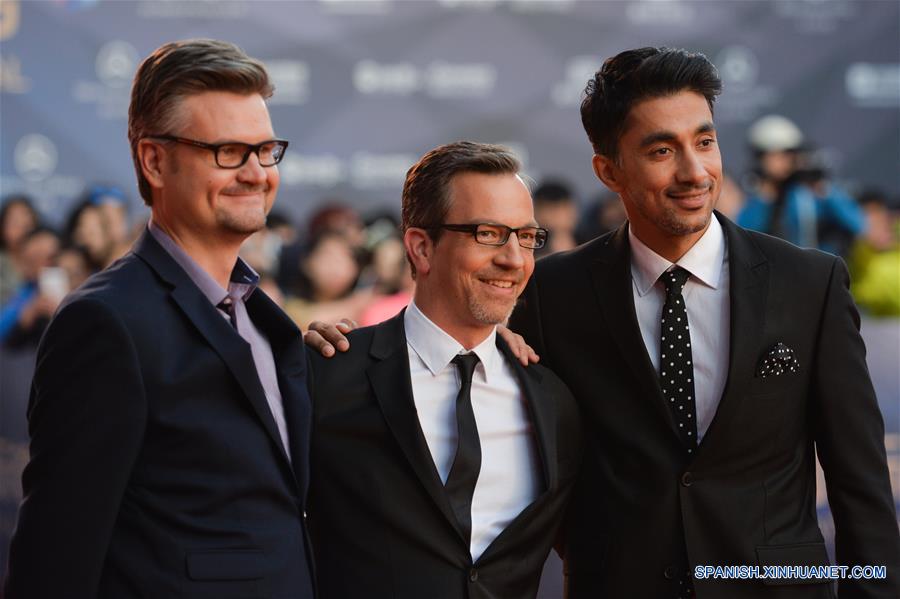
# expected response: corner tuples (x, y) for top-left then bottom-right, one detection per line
(478, 271), (526, 283)
(221, 184), (269, 194)
(667, 182), (714, 195)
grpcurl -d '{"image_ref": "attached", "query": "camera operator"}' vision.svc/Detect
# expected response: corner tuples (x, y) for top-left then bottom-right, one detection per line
(737, 114), (865, 257)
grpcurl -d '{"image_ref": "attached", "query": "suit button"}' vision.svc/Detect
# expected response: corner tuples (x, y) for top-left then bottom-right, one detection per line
(664, 566), (677, 579)
(469, 568), (478, 582)
(681, 472), (693, 487)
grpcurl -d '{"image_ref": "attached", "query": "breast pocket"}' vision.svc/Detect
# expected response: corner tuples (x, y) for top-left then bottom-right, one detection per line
(185, 549), (267, 598)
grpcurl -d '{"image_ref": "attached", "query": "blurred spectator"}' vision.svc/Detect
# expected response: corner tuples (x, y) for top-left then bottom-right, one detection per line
(308, 201), (366, 251)
(277, 202), (365, 295)
(284, 230), (370, 328)
(64, 200), (113, 271)
(533, 179), (578, 256)
(80, 185), (132, 261)
(715, 174), (746, 219)
(737, 115), (865, 256)
(358, 223), (414, 325)
(266, 210), (299, 246)
(0, 195), (41, 304)
(848, 189), (900, 316)
(575, 192), (626, 245)
(0, 227), (61, 347)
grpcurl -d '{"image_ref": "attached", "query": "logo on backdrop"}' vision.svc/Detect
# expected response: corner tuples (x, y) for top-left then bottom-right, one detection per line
(551, 55), (603, 108)
(14, 134), (57, 183)
(774, 0), (858, 34)
(137, 0), (249, 19)
(353, 60), (496, 98)
(266, 60), (311, 105)
(72, 40), (137, 119)
(626, 0), (694, 26)
(845, 63), (900, 108)
(714, 46), (779, 124)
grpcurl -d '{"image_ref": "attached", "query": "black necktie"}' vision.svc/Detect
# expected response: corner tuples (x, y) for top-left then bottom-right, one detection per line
(445, 353), (481, 544)
(659, 267), (698, 454)
(660, 268), (697, 598)
(217, 297), (237, 329)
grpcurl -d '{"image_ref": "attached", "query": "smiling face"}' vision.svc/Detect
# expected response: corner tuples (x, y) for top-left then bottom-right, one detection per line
(410, 171), (535, 347)
(149, 91), (279, 246)
(593, 91), (722, 261)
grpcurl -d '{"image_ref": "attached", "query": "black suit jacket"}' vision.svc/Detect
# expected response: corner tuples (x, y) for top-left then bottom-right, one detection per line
(307, 311), (582, 599)
(4, 231), (315, 599)
(509, 213), (900, 598)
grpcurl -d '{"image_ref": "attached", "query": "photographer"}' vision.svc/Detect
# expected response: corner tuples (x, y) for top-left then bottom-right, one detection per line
(737, 114), (865, 256)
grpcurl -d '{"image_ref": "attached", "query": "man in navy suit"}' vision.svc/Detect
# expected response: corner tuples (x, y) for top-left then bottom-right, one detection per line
(5, 39), (315, 599)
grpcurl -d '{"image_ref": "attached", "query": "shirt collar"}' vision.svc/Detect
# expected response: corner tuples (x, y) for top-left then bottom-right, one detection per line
(148, 220), (259, 306)
(628, 214), (726, 297)
(404, 300), (501, 384)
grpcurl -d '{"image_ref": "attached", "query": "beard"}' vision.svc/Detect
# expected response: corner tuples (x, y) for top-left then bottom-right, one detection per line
(215, 204), (268, 235)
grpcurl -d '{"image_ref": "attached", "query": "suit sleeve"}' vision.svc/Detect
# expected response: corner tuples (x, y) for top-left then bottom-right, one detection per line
(508, 267), (548, 359)
(811, 258), (900, 597)
(4, 298), (147, 599)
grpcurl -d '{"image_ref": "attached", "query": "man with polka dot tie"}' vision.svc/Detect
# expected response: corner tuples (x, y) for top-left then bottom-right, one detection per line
(507, 47), (900, 598)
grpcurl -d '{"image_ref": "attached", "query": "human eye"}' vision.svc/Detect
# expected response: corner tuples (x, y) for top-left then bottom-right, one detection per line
(517, 228), (537, 243)
(217, 143), (246, 164)
(698, 136), (717, 148)
(475, 225), (503, 243)
(650, 146), (672, 158)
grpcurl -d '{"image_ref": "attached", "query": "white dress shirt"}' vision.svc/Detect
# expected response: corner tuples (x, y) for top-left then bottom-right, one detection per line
(404, 301), (542, 561)
(629, 216), (731, 441)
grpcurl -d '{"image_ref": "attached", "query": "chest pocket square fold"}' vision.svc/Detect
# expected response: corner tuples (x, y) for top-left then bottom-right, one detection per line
(756, 342), (800, 378)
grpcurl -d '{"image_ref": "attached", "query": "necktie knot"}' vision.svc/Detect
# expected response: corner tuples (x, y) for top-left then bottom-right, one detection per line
(662, 267), (691, 296)
(452, 353), (480, 384)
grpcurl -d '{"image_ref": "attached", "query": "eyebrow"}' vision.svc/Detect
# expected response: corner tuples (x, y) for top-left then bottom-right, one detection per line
(638, 121), (716, 148)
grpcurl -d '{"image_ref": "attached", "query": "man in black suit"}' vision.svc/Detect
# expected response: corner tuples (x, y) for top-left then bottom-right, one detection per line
(506, 47), (900, 598)
(4, 40), (315, 598)
(307, 141), (582, 599)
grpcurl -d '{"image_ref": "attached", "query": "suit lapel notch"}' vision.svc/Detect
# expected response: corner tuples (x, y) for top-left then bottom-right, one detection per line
(590, 225), (678, 436)
(699, 217), (769, 452)
(366, 314), (467, 541)
(498, 338), (556, 493)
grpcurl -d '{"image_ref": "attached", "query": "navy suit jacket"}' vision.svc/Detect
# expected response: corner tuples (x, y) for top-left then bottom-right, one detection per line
(5, 231), (315, 599)
(509, 213), (900, 598)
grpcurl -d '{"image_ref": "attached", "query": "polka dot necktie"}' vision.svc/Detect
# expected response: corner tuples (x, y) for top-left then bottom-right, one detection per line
(446, 353), (481, 545)
(660, 268), (696, 598)
(660, 267), (697, 454)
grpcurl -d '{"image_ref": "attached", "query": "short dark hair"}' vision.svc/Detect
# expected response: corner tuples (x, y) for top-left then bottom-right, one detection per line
(533, 179), (575, 206)
(581, 47), (722, 161)
(401, 141), (521, 276)
(0, 194), (40, 251)
(128, 39), (274, 206)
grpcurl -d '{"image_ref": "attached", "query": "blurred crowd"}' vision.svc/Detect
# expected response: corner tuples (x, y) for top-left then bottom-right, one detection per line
(1, 115), (899, 358)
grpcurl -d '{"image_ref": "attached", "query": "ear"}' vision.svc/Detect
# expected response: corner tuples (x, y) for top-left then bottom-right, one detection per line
(592, 153), (623, 194)
(137, 138), (166, 191)
(403, 227), (434, 278)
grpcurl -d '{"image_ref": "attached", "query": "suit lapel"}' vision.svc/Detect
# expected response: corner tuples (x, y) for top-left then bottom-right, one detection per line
(590, 224), (680, 438)
(366, 312), (466, 541)
(134, 231), (295, 474)
(696, 214), (769, 453)
(497, 338), (554, 494)
(246, 290), (311, 492)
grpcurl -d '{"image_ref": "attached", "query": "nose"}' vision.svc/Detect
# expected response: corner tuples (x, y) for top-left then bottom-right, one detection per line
(494, 233), (527, 270)
(236, 151), (268, 184)
(676, 148), (707, 186)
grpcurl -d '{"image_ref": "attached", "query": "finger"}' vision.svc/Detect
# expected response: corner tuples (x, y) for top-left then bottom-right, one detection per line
(527, 347), (540, 364)
(319, 323), (350, 351)
(303, 330), (335, 357)
(337, 318), (358, 331)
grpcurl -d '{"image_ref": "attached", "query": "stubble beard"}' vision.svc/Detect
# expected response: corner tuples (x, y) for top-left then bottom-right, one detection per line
(467, 291), (516, 326)
(215, 204), (268, 236)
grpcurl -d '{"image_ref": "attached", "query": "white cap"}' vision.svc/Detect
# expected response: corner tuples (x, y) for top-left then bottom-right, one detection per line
(747, 115), (804, 152)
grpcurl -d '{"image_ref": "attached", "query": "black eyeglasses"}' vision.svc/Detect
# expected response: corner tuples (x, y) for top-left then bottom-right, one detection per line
(147, 135), (289, 168)
(430, 223), (549, 250)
